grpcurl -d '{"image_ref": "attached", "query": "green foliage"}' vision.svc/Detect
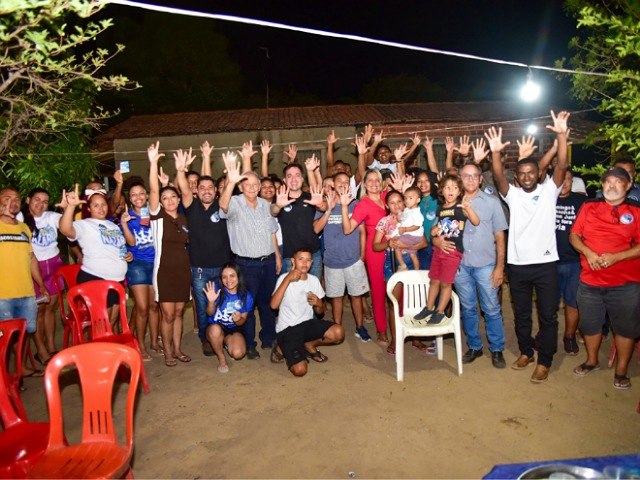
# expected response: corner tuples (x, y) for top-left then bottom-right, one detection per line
(0, 0), (136, 196)
(558, 0), (640, 186)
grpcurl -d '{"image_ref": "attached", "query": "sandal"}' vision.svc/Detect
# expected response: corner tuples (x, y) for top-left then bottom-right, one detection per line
(176, 354), (191, 363)
(34, 353), (51, 366)
(141, 352), (153, 362)
(23, 369), (45, 378)
(412, 341), (428, 352)
(386, 344), (395, 356)
(307, 350), (328, 363)
(164, 358), (177, 367)
(614, 374), (631, 390)
(217, 364), (229, 374)
(573, 362), (600, 376)
(270, 345), (285, 364)
(150, 345), (163, 355)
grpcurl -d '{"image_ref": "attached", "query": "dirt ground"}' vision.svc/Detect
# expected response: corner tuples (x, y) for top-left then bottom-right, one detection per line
(20, 290), (638, 479)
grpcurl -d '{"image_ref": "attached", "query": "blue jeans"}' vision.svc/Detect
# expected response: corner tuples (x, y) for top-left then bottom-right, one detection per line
(281, 249), (323, 280)
(191, 266), (222, 343)
(454, 263), (505, 352)
(235, 255), (278, 349)
(417, 245), (434, 270)
(0, 296), (38, 333)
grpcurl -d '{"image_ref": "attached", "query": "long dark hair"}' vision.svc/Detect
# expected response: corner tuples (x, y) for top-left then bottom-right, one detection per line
(21, 188), (50, 237)
(217, 263), (248, 309)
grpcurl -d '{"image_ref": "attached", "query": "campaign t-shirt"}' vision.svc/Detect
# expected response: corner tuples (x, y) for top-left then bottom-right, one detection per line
(124, 207), (155, 263)
(207, 289), (254, 329)
(555, 193), (585, 264)
(70, 218), (128, 281)
(32, 211), (62, 261)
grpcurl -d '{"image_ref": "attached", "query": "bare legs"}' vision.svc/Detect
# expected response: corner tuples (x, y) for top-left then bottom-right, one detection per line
(130, 285), (159, 358)
(206, 324), (246, 372)
(159, 302), (186, 366)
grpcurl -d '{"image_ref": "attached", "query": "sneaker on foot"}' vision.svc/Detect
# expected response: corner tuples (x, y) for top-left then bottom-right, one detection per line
(427, 312), (445, 324)
(246, 348), (260, 360)
(354, 326), (372, 342)
(563, 335), (579, 355)
(414, 306), (436, 320)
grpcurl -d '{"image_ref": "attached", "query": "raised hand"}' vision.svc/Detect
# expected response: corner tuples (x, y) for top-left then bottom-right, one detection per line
(158, 166), (169, 187)
(363, 124), (374, 144)
(546, 110), (570, 134)
(173, 148), (193, 173)
(238, 140), (257, 160)
(203, 281), (220, 304)
(339, 192), (353, 206)
(471, 138), (489, 163)
(354, 135), (369, 155)
(260, 139), (272, 156)
(284, 144), (298, 164)
(454, 135), (471, 156)
(65, 184), (86, 207)
(303, 184), (323, 207)
(517, 135), (537, 159)
(305, 154), (320, 172)
(484, 127), (511, 153)
(460, 196), (473, 215)
(200, 140), (214, 158)
(411, 133), (421, 146)
(120, 210), (134, 223)
(325, 189), (337, 211)
(222, 151), (245, 185)
(401, 173), (415, 192)
(422, 136), (434, 151)
(147, 141), (164, 163)
(445, 137), (455, 153)
(327, 130), (339, 145)
(113, 169), (124, 185)
(373, 130), (383, 144)
(393, 143), (408, 163)
(275, 185), (295, 208)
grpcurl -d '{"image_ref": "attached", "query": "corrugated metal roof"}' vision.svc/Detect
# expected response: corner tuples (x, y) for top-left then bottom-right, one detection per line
(97, 101), (554, 141)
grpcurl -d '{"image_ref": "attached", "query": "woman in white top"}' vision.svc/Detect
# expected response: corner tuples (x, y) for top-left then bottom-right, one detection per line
(21, 188), (63, 363)
(58, 184), (130, 327)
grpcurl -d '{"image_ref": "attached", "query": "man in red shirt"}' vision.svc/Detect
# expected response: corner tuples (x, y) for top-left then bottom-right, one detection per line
(569, 167), (640, 390)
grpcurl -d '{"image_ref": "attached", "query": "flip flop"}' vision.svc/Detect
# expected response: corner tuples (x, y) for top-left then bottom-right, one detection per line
(270, 345), (285, 364)
(141, 353), (153, 362)
(614, 374), (631, 390)
(164, 358), (177, 367)
(176, 354), (191, 363)
(217, 364), (229, 374)
(573, 362), (600, 376)
(307, 350), (328, 363)
(412, 342), (428, 352)
(23, 369), (45, 378)
(386, 345), (395, 356)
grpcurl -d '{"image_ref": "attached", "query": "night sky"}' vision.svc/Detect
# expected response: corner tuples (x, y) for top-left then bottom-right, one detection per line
(103, 0), (579, 108)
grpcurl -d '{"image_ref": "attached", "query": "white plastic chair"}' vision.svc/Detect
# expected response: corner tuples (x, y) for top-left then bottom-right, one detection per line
(386, 270), (463, 381)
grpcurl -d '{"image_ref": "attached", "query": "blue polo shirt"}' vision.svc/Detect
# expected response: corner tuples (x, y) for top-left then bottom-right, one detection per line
(460, 190), (508, 268)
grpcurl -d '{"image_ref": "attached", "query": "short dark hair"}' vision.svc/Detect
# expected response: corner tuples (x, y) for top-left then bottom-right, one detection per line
(292, 247), (313, 258)
(516, 158), (539, 171)
(283, 163), (303, 176)
(437, 174), (463, 203)
(404, 186), (421, 197)
(198, 175), (215, 187)
(186, 170), (200, 179)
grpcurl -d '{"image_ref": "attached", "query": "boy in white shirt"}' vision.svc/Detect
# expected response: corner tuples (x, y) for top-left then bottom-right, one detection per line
(269, 248), (344, 377)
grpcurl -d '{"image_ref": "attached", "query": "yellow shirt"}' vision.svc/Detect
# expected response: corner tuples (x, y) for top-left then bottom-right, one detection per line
(0, 221), (35, 299)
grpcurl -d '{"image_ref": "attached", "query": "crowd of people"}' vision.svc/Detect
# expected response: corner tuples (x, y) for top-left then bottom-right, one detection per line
(1, 109), (639, 385)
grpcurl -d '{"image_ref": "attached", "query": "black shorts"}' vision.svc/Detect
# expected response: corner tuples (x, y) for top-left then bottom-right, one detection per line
(76, 270), (123, 308)
(277, 319), (334, 368)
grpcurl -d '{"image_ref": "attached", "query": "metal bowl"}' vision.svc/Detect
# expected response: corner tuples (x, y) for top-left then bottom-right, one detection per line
(518, 464), (603, 479)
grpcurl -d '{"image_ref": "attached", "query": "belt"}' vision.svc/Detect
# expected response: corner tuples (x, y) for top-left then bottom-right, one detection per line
(235, 253), (275, 262)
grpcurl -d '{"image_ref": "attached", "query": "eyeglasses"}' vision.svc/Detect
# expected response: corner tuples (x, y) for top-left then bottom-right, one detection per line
(460, 174), (481, 180)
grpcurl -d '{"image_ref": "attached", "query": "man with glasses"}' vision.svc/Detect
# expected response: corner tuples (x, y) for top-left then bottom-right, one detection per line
(434, 163), (508, 368)
(219, 149), (282, 359)
(569, 166), (640, 390)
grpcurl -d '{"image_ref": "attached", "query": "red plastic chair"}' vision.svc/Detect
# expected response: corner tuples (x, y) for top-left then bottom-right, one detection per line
(27, 343), (140, 479)
(0, 319), (49, 478)
(52, 264), (90, 347)
(67, 280), (150, 393)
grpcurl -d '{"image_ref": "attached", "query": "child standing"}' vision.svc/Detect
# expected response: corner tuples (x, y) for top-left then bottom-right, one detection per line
(392, 186), (424, 270)
(415, 174), (480, 324)
(203, 263), (253, 373)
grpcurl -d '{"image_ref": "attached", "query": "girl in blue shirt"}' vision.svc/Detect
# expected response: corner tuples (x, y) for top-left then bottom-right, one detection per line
(204, 263), (254, 373)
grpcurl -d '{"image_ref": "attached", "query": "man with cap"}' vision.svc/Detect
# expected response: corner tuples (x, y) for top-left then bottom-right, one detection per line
(569, 166), (640, 390)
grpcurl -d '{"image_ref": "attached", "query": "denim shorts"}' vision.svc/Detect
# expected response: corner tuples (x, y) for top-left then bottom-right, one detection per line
(0, 297), (38, 333)
(126, 260), (154, 286)
(557, 262), (580, 308)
